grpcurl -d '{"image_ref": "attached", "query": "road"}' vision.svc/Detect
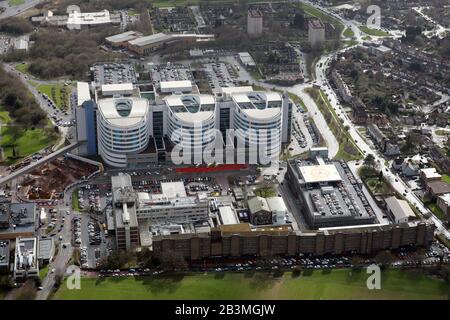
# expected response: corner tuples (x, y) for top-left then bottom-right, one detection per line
(233, 1), (450, 239)
(314, 50), (450, 240)
(0, 0), (43, 20)
(36, 206), (75, 300)
(413, 6), (450, 39)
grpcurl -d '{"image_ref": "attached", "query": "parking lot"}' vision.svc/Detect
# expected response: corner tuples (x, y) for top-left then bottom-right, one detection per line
(204, 62), (238, 93)
(150, 64), (194, 86)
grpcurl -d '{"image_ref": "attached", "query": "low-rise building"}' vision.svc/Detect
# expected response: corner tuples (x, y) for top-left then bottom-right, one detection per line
(0, 202), (37, 240)
(105, 31), (143, 48)
(419, 168), (442, 184)
(385, 196), (416, 224)
(14, 237), (38, 280)
(0, 240), (10, 274)
(426, 180), (450, 199)
(437, 193), (450, 222)
(37, 237), (55, 266)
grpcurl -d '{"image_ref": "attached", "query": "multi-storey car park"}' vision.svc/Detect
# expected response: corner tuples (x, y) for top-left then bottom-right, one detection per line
(75, 63), (293, 168)
(285, 148), (377, 229)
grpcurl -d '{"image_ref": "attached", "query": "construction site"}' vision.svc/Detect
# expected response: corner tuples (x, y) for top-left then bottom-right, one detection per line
(19, 157), (98, 200)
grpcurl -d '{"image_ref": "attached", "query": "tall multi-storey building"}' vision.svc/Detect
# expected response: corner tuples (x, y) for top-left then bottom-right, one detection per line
(112, 174), (140, 250)
(308, 19), (325, 49)
(247, 10), (263, 37)
(97, 95), (150, 167)
(75, 64), (293, 168)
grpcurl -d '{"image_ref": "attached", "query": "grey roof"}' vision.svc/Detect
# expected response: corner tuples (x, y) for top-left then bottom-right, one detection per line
(248, 196), (270, 214)
(0, 239), (10, 268)
(38, 237), (55, 260)
(0, 202), (37, 237)
(385, 196), (416, 221)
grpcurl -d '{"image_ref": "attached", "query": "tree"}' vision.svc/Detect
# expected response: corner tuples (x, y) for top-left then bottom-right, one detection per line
(364, 154), (376, 168)
(293, 12), (306, 29)
(160, 250), (188, 272)
(14, 280), (37, 300)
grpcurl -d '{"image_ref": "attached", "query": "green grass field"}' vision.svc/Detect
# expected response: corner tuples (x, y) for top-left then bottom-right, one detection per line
(0, 107), (56, 164)
(442, 174), (450, 184)
(37, 84), (66, 109)
(8, 0), (25, 6)
(343, 27), (354, 38)
(53, 269), (450, 300)
(299, 3), (344, 32)
(427, 203), (446, 220)
(359, 26), (390, 37)
(1, 126), (55, 163)
(15, 62), (29, 74)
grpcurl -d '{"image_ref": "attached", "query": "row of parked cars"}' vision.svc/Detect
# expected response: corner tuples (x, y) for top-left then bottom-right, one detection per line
(88, 220), (101, 246)
(72, 217), (82, 246)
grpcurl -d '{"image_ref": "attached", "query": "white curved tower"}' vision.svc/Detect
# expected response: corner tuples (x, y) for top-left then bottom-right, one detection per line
(97, 97), (150, 167)
(164, 94), (216, 159)
(231, 91), (283, 161)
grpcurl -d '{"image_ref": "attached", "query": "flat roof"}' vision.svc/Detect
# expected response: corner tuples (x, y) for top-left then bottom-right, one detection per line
(218, 206), (239, 225)
(161, 181), (187, 198)
(420, 168), (442, 179)
(97, 97), (149, 127)
(77, 82), (91, 106)
(221, 86), (253, 94)
(37, 237), (54, 260)
(385, 196), (416, 221)
(105, 31), (142, 43)
(101, 83), (134, 94)
(67, 10), (111, 25)
(299, 164), (342, 184)
(0, 240), (10, 267)
(160, 80), (192, 90)
(128, 32), (173, 47)
(266, 197), (287, 213)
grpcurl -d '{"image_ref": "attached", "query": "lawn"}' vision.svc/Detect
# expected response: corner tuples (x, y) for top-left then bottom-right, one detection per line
(8, 0), (25, 6)
(299, 3), (344, 33)
(72, 190), (81, 212)
(152, 0), (261, 8)
(343, 27), (354, 38)
(359, 26), (390, 37)
(442, 174), (450, 184)
(14, 62), (30, 74)
(37, 84), (71, 109)
(427, 203), (446, 220)
(39, 264), (49, 280)
(255, 186), (277, 198)
(1, 126), (55, 163)
(306, 88), (362, 161)
(53, 269), (450, 300)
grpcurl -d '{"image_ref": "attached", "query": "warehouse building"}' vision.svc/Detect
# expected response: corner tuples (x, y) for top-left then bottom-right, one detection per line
(384, 196), (417, 224)
(126, 33), (215, 56)
(105, 31), (143, 48)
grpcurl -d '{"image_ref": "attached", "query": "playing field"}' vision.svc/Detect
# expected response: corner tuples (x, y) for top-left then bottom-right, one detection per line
(53, 269), (450, 300)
